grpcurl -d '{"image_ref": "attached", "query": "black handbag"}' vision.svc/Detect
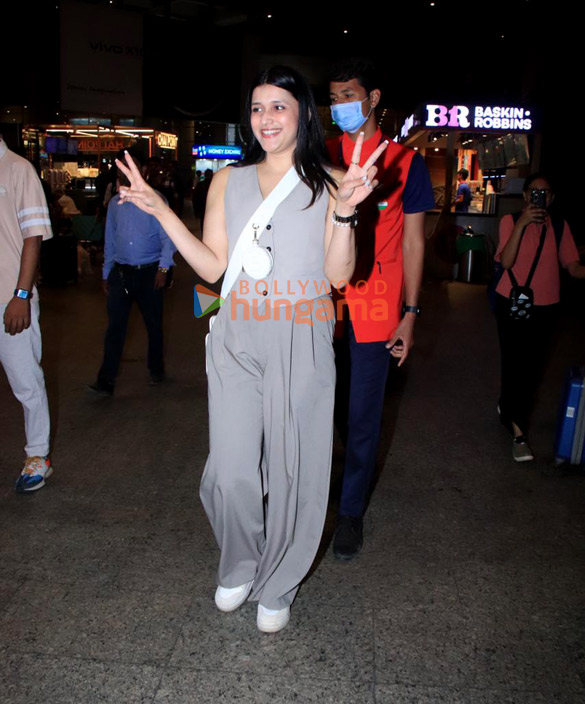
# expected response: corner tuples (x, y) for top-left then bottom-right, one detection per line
(507, 224), (547, 320)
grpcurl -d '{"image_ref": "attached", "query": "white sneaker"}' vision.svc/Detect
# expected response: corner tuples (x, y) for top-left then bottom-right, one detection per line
(257, 604), (290, 633)
(214, 581), (253, 612)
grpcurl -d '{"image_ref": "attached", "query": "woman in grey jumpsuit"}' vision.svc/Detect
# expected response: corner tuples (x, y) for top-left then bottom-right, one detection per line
(115, 66), (387, 632)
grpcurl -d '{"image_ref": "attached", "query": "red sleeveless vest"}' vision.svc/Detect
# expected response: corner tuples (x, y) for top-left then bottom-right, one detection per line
(327, 128), (416, 343)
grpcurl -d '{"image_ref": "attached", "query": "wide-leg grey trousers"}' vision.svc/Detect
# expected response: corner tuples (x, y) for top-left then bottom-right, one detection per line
(200, 297), (335, 611)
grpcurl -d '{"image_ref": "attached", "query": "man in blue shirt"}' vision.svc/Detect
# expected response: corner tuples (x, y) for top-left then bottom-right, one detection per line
(88, 154), (176, 396)
(455, 168), (472, 212)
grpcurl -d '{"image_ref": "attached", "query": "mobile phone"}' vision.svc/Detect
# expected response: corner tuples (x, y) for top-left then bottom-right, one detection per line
(530, 188), (547, 209)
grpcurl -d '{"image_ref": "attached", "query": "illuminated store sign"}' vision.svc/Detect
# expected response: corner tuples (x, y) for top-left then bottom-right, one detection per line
(192, 145), (243, 159)
(425, 104), (533, 132)
(400, 113), (419, 140)
(156, 132), (178, 150)
(76, 138), (129, 152)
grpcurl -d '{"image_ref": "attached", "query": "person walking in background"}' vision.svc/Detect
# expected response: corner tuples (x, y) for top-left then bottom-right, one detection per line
(160, 160), (186, 217)
(88, 153), (176, 396)
(192, 168), (214, 231)
(327, 58), (435, 560)
(455, 168), (472, 212)
(494, 173), (585, 461)
(113, 66), (386, 632)
(0, 136), (54, 492)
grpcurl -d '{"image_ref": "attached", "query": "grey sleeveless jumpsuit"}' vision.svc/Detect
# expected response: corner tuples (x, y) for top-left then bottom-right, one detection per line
(200, 165), (336, 610)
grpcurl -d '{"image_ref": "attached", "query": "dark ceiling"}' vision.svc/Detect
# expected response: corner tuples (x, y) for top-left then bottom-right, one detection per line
(3, 0), (571, 121)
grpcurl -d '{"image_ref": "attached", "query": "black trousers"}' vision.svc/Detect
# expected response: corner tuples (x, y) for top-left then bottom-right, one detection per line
(494, 294), (558, 435)
(98, 263), (164, 386)
(334, 321), (391, 519)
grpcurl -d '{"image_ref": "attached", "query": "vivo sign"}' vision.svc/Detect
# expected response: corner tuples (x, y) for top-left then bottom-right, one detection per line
(425, 104), (533, 132)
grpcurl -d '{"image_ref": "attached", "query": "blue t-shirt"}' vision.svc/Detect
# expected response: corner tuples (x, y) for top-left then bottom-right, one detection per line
(403, 153), (436, 214)
(455, 181), (472, 212)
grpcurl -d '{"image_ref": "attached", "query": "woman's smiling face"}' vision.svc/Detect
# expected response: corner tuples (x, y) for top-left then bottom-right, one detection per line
(250, 84), (300, 157)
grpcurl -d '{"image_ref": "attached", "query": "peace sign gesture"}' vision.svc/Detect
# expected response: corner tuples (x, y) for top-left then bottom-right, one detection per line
(115, 151), (169, 217)
(336, 132), (388, 209)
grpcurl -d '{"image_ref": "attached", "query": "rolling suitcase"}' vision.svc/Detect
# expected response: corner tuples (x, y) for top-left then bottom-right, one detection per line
(554, 366), (585, 465)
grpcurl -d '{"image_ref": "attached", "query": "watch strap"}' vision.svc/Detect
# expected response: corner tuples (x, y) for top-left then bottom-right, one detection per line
(402, 304), (420, 317)
(14, 288), (32, 300)
(332, 209), (358, 228)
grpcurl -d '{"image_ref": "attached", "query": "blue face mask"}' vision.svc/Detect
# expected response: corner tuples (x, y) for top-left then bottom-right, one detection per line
(330, 98), (372, 134)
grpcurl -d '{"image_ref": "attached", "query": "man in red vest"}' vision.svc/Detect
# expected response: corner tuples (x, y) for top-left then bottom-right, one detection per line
(327, 59), (435, 560)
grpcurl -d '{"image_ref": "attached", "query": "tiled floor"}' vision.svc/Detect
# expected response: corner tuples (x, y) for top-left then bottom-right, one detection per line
(1, 222), (585, 703)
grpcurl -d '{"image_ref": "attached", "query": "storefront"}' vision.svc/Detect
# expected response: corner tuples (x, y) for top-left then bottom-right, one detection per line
(397, 101), (537, 216)
(22, 125), (178, 195)
(396, 102), (539, 279)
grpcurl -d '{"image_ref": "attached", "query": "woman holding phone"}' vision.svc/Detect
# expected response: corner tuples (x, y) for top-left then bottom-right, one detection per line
(494, 173), (585, 462)
(115, 66), (387, 632)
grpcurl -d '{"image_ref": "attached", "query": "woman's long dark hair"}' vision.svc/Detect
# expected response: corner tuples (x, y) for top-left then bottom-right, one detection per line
(236, 65), (337, 206)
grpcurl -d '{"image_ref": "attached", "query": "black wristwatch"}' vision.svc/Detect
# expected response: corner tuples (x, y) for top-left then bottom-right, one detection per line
(14, 288), (32, 300)
(402, 304), (421, 317)
(331, 209), (359, 229)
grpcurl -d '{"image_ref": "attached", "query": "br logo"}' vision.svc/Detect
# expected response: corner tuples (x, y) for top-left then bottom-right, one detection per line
(194, 284), (222, 318)
(425, 104), (470, 129)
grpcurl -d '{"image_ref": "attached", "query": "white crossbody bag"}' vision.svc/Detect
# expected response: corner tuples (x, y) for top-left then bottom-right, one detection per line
(219, 166), (300, 301)
(206, 166), (301, 342)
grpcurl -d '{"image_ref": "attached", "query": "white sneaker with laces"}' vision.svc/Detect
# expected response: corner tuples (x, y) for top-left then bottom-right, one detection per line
(257, 604), (290, 633)
(214, 581), (253, 612)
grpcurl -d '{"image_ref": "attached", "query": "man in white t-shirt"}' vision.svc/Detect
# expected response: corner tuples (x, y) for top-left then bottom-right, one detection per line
(0, 137), (54, 492)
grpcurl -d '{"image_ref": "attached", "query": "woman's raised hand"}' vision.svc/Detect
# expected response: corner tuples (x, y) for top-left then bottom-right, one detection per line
(115, 152), (169, 217)
(336, 132), (388, 209)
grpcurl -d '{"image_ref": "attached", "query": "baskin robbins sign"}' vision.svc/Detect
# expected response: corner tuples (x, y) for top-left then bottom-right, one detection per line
(424, 103), (533, 132)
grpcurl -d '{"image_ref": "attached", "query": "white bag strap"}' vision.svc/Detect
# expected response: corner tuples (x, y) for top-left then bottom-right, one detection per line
(220, 166), (300, 301)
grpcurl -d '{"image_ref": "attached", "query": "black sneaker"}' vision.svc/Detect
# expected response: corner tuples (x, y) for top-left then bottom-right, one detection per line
(87, 381), (114, 397)
(333, 516), (363, 561)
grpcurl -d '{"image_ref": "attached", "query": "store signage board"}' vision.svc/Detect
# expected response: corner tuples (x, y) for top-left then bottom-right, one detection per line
(192, 145), (243, 159)
(156, 132), (178, 150)
(76, 138), (130, 152)
(424, 104), (533, 132)
(60, 1), (142, 115)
